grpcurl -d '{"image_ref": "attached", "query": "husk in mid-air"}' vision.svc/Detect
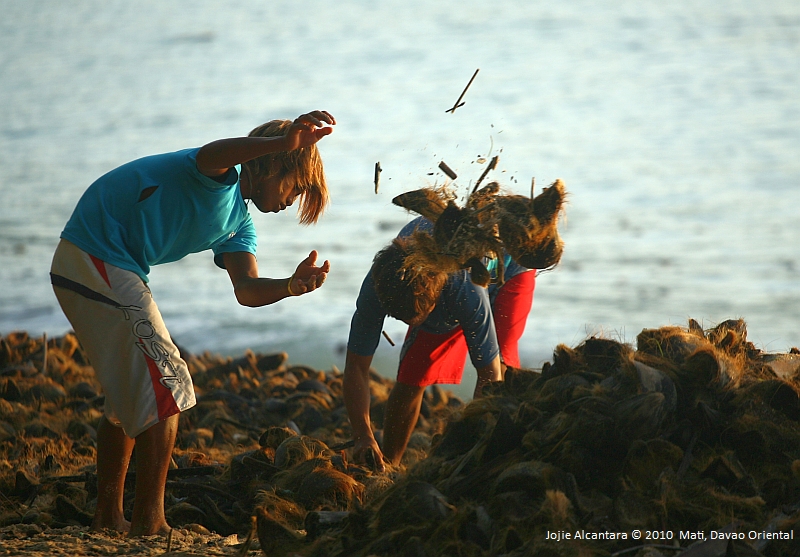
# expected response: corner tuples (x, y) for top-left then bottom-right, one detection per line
(392, 178), (567, 286)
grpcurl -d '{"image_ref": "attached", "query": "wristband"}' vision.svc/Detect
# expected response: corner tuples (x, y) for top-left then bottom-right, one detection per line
(287, 275), (298, 296)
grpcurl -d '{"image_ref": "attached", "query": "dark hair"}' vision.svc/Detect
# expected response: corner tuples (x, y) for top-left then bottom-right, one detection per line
(371, 238), (447, 326)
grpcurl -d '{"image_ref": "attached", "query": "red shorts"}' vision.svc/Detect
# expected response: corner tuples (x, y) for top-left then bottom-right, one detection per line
(396, 271), (535, 386)
(493, 270), (535, 368)
(397, 326), (469, 387)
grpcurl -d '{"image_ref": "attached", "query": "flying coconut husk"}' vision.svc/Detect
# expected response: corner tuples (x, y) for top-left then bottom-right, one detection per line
(494, 179), (567, 271)
(396, 184), (503, 287)
(392, 177), (567, 287)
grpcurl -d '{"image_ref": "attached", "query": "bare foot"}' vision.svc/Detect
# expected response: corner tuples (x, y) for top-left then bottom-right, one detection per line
(128, 521), (172, 537)
(91, 516), (131, 533)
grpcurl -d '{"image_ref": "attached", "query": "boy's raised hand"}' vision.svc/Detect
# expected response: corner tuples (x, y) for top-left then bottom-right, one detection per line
(284, 111), (336, 151)
(288, 250), (330, 296)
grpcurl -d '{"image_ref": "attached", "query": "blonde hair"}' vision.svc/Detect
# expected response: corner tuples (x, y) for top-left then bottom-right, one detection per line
(244, 120), (328, 224)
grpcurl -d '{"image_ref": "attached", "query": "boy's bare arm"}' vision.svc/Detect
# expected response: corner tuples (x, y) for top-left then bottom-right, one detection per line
(223, 251), (329, 307)
(196, 110), (335, 176)
(343, 349), (386, 471)
(473, 355), (503, 398)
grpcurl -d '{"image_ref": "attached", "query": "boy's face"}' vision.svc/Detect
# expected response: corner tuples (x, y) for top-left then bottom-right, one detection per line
(251, 174), (301, 214)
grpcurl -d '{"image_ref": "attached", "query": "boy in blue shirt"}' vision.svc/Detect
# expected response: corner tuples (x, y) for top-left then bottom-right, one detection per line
(50, 110), (334, 536)
(343, 217), (536, 471)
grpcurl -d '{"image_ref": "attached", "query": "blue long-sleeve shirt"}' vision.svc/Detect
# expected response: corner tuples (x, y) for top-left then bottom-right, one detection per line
(347, 217), (517, 368)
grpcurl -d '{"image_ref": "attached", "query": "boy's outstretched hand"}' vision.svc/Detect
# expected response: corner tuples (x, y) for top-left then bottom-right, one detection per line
(288, 250), (330, 296)
(284, 111), (336, 151)
(353, 435), (386, 473)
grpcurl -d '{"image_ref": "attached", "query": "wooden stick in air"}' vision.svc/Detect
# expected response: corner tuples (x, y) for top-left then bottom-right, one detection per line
(471, 155), (499, 194)
(374, 162), (382, 194)
(438, 161), (457, 180)
(446, 68), (479, 113)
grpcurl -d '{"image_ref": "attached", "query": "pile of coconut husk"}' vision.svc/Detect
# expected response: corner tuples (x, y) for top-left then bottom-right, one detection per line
(0, 331), (461, 546)
(295, 319), (800, 557)
(3, 319), (800, 557)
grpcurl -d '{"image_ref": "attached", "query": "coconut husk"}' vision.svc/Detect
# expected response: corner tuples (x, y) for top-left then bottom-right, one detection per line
(391, 186), (451, 223)
(4, 320), (800, 557)
(392, 177), (567, 286)
(255, 506), (306, 557)
(0, 329), (464, 551)
(495, 179), (567, 270)
(301, 318), (798, 557)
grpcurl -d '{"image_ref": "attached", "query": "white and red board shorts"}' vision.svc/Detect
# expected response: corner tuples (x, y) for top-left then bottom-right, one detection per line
(50, 239), (196, 438)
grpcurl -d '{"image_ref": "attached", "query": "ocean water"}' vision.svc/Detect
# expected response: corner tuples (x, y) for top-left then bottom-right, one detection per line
(1, 0), (799, 398)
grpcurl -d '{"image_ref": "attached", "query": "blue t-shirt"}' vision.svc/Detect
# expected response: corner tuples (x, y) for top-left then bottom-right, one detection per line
(347, 217), (502, 368)
(61, 148), (257, 282)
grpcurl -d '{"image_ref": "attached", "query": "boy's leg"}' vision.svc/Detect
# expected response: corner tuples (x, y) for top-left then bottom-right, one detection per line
(50, 240), (196, 536)
(93, 416), (135, 532)
(382, 382), (426, 465)
(492, 270), (535, 368)
(129, 414), (179, 537)
(386, 327), (469, 464)
(93, 402), (179, 537)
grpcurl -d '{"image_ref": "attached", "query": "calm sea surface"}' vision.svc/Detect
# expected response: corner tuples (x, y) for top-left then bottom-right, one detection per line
(2, 1), (799, 397)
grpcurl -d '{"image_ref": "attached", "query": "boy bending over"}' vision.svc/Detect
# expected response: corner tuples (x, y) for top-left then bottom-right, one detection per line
(343, 217), (536, 471)
(51, 111), (335, 535)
